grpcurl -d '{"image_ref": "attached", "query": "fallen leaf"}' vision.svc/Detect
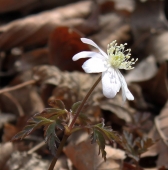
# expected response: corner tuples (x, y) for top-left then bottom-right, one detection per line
(131, 0), (167, 40)
(136, 63), (168, 107)
(15, 48), (49, 72)
(5, 152), (49, 170)
(64, 140), (125, 170)
(48, 26), (90, 71)
(0, 142), (14, 170)
(126, 55), (157, 83)
(0, 113), (16, 129)
(90, 14), (132, 51)
(0, 0), (77, 14)
(33, 65), (133, 122)
(141, 101), (168, 168)
(0, 1), (93, 50)
(147, 31), (168, 63)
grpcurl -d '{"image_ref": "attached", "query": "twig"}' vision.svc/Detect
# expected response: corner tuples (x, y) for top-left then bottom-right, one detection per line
(2, 92), (24, 116)
(27, 141), (46, 154)
(0, 79), (36, 94)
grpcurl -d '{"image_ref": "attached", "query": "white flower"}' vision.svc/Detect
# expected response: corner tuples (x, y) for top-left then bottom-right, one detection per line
(72, 38), (138, 101)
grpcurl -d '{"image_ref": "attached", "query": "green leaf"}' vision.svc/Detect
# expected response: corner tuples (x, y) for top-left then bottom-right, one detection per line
(135, 137), (155, 154)
(12, 115), (57, 141)
(77, 113), (91, 126)
(90, 120), (121, 161)
(94, 120), (121, 143)
(71, 101), (82, 113)
(12, 124), (35, 140)
(48, 99), (65, 109)
(120, 131), (155, 162)
(44, 120), (64, 156)
(40, 108), (66, 118)
(91, 128), (106, 161)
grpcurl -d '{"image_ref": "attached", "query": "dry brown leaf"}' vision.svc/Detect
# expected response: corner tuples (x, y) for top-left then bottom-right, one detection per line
(90, 12), (132, 51)
(5, 152), (49, 170)
(131, 0), (167, 39)
(15, 48), (49, 72)
(0, 113), (16, 129)
(126, 55), (158, 83)
(141, 101), (168, 168)
(33, 65), (133, 122)
(99, 0), (135, 16)
(48, 26), (90, 71)
(0, 70), (44, 116)
(0, 142), (14, 169)
(0, 1), (93, 50)
(2, 115), (30, 142)
(136, 63), (168, 107)
(64, 140), (125, 170)
(147, 31), (168, 63)
(0, 0), (76, 13)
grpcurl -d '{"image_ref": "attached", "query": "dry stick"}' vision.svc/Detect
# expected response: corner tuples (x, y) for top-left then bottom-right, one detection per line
(48, 75), (102, 170)
(27, 141), (46, 155)
(0, 79), (36, 94)
(2, 92), (24, 116)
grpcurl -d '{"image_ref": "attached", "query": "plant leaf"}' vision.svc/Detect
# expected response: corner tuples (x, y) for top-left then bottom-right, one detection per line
(90, 120), (121, 161)
(71, 101), (82, 113)
(44, 120), (64, 156)
(120, 130), (155, 162)
(91, 127), (106, 161)
(77, 113), (91, 126)
(48, 99), (65, 109)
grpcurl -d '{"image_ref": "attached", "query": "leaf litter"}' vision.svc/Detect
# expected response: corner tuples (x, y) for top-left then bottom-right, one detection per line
(0, 0), (168, 170)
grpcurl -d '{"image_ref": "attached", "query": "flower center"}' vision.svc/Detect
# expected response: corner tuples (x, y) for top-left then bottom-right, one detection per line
(107, 40), (138, 70)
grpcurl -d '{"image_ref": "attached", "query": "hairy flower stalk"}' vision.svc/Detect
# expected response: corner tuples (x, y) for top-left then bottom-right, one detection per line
(73, 38), (138, 101)
(48, 38), (137, 170)
(48, 75), (102, 170)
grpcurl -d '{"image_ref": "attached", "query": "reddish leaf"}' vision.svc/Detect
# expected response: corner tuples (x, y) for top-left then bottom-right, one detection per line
(48, 99), (65, 110)
(48, 26), (90, 71)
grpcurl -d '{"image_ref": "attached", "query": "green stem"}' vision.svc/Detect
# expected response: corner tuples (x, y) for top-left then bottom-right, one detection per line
(69, 75), (101, 130)
(48, 74), (101, 170)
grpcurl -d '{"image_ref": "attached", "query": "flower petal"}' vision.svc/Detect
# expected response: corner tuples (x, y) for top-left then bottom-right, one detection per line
(72, 51), (104, 61)
(116, 70), (134, 101)
(82, 57), (108, 73)
(102, 68), (121, 98)
(81, 38), (108, 59)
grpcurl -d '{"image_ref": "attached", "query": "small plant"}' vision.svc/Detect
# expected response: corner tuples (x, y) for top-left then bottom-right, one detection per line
(13, 38), (154, 170)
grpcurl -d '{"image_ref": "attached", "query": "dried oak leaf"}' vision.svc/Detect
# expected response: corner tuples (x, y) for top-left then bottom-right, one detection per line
(0, 1), (93, 50)
(15, 47), (49, 72)
(0, 0), (77, 13)
(64, 140), (125, 170)
(0, 70), (44, 120)
(136, 63), (168, 107)
(147, 31), (168, 63)
(0, 142), (14, 169)
(131, 0), (167, 40)
(141, 101), (168, 168)
(2, 116), (30, 142)
(48, 26), (90, 71)
(90, 13), (132, 51)
(5, 152), (49, 170)
(126, 55), (158, 83)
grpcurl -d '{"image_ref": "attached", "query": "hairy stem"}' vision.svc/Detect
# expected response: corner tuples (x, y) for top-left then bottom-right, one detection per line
(48, 74), (101, 170)
(69, 75), (101, 130)
(48, 134), (69, 170)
